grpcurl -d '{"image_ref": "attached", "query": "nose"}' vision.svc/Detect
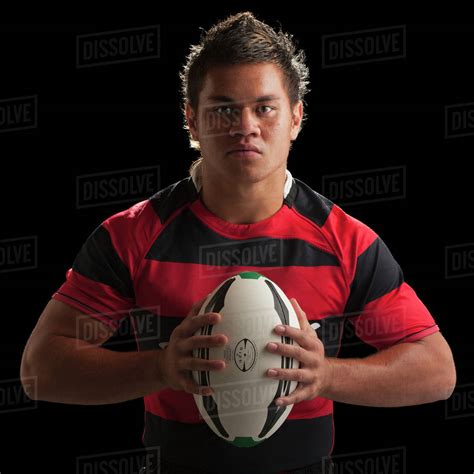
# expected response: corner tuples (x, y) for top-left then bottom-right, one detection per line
(229, 107), (260, 138)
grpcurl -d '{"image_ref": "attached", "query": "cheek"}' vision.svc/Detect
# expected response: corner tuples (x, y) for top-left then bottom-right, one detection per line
(266, 117), (292, 140)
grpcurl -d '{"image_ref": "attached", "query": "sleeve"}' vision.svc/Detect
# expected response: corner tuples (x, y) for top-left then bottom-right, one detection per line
(52, 216), (136, 331)
(344, 232), (440, 351)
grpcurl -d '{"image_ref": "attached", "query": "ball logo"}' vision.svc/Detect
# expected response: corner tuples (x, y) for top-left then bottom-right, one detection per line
(234, 338), (257, 372)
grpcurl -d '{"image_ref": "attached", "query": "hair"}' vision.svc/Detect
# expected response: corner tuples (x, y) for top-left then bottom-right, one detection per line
(180, 11), (311, 176)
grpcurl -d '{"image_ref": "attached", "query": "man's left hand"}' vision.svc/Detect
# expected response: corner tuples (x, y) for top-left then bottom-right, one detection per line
(266, 298), (331, 407)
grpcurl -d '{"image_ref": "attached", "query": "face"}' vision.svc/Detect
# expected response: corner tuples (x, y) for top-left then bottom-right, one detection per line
(186, 62), (303, 185)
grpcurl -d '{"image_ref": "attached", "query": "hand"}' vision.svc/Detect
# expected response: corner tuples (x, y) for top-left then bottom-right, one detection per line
(265, 298), (330, 406)
(157, 294), (228, 396)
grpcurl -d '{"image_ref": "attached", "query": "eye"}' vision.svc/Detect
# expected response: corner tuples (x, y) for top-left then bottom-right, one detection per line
(257, 105), (275, 114)
(214, 106), (234, 115)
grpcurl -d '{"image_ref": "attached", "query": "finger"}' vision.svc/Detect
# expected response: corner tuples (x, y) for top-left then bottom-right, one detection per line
(180, 333), (228, 353)
(267, 340), (307, 363)
(179, 355), (226, 373)
(266, 367), (312, 383)
(181, 310), (222, 339)
(274, 383), (309, 407)
(289, 298), (310, 330)
(272, 324), (317, 350)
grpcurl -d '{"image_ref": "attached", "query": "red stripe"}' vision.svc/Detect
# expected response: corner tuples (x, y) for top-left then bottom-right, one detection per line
(144, 390), (333, 423)
(135, 261), (348, 320)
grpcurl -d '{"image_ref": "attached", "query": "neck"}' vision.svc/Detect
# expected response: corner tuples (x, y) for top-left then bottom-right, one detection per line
(197, 163), (287, 225)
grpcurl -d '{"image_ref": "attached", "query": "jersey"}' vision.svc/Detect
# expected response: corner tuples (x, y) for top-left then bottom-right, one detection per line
(51, 167), (439, 474)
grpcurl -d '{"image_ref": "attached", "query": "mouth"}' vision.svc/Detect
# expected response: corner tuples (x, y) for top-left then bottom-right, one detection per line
(227, 145), (262, 157)
(227, 150), (262, 158)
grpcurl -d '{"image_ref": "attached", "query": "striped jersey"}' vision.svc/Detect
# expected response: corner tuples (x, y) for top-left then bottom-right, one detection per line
(52, 166), (439, 473)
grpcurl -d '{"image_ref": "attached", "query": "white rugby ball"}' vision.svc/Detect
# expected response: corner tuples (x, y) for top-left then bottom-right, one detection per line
(192, 271), (301, 448)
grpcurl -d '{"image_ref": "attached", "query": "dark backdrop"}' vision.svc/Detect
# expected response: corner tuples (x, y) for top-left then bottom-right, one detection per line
(0, 17), (472, 473)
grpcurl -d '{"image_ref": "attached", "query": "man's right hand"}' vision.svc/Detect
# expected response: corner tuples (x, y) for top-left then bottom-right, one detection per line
(157, 294), (228, 396)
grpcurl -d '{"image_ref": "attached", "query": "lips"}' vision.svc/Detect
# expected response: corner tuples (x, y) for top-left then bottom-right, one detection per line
(227, 145), (262, 154)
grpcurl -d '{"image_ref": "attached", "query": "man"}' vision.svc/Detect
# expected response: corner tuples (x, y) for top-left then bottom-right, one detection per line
(20, 12), (456, 474)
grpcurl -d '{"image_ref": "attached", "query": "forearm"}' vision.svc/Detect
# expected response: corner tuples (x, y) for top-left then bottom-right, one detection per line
(321, 341), (453, 407)
(23, 335), (166, 405)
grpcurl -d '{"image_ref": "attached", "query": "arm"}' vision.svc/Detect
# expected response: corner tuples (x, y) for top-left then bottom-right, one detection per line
(21, 295), (226, 405)
(266, 300), (457, 408)
(20, 299), (165, 405)
(321, 331), (457, 407)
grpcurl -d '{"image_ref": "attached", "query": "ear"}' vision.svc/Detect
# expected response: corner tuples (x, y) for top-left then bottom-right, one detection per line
(290, 100), (303, 141)
(185, 103), (199, 141)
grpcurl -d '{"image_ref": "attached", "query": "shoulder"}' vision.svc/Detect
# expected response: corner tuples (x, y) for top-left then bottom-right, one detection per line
(291, 177), (378, 254)
(103, 176), (197, 235)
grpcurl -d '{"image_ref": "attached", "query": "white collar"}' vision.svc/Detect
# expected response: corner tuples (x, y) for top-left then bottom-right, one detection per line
(190, 160), (293, 199)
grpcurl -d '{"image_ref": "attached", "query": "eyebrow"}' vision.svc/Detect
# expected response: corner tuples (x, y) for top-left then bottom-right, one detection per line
(205, 95), (280, 103)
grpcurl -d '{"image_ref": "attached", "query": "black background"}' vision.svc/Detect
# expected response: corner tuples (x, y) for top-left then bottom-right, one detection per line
(1, 15), (473, 474)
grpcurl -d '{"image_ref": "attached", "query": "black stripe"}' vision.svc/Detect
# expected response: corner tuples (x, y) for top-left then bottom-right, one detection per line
(149, 177), (198, 224)
(145, 208), (339, 267)
(129, 307), (162, 351)
(143, 411), (333, 473)
(291, 178), (334, 227)
(150, 175), (330, 229)
(344, 236), (404, 316)
(310, 315), (345, 357)
(72, 224), (134, 299)
(283, 176), (298, 207)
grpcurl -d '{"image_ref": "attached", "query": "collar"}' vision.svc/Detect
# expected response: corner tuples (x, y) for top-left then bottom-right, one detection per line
(190, 160), (294, 199)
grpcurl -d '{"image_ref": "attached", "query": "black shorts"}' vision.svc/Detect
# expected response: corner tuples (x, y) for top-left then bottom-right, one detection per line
(139, 457), (335, 474)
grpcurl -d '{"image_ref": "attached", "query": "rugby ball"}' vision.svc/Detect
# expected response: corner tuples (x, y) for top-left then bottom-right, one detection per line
(192, 271), (301, 448)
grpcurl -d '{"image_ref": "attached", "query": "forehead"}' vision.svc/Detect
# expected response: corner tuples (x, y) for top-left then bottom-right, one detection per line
(200, 62), (287, 104)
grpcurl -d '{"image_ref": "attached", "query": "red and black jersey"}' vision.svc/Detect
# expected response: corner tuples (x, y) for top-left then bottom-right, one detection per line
(52, 171), (439, 473)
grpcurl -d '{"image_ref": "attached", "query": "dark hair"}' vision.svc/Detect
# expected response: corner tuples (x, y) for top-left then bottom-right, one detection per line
(180, 11), (310, 163)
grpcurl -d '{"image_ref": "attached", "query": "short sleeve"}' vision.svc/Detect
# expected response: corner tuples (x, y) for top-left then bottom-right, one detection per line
(52, 220), (136, 331)
(344, 235), (439, 351)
